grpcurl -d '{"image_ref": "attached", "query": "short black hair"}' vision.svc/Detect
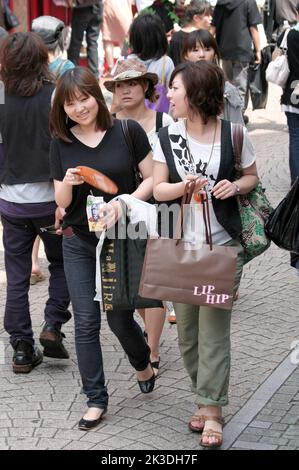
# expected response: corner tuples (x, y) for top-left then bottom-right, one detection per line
(169, 61), (224, 124)
(182, 29), (220, 63)
(129, 13), (168, 61)
(183, 0), (212, 25)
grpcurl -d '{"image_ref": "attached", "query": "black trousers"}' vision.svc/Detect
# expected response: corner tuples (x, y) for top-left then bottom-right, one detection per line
(68, 3), (103, 78)
(1, 213), (71, 349)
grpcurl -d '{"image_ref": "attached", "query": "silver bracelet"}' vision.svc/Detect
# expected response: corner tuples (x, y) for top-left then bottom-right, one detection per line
(232, 182), (240, 194)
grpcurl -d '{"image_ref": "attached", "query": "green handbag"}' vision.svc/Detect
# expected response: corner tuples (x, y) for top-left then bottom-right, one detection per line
(233, 124), (273, 264)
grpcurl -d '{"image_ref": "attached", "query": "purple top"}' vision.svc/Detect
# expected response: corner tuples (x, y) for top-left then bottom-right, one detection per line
(0, 199), (56, 218)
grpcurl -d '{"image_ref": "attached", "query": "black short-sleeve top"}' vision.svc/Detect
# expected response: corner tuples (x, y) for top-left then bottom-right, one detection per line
(50, 118), (151, 245)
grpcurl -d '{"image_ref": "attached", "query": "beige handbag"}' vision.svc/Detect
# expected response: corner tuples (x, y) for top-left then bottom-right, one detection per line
(139, 182), (239, 311)
(266, 29), (290, 88)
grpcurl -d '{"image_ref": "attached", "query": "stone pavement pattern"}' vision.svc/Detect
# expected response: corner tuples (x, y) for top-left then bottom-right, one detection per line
(231, 366), (299, 450)
(0, 84), (298, 450)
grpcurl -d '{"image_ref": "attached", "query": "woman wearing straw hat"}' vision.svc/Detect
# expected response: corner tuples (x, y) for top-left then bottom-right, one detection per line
(104, 58), (173, 376)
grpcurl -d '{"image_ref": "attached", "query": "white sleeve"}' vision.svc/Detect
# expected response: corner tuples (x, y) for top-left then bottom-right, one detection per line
(162, 113), (174, 127)
(153, 139), (167, 163)
(241, 127), (256, 169)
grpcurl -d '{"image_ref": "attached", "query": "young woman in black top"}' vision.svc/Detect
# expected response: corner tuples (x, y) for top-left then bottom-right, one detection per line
(50, 67), (156, 430)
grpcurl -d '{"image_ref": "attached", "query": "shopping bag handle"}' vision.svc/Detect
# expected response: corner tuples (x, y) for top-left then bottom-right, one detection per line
(202, 191), (213, 250)
(175, 180), (196, 242)
(175, 181), (213, 250)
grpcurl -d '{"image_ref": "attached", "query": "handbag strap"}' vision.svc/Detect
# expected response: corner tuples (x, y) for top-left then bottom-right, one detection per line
(232, 123), (244, 173)
(175, 180), (196, 242)
(280, 28), (290, 51)
(120, 119), (141, 189)
(121, 118), (134, 159)
(155, 112), (163, 133)
(202, 192), (213, 251)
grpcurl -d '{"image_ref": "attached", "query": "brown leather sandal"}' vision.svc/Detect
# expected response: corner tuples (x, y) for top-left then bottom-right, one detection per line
(188, 415), (206, 433)
(200, 416), (224, 448)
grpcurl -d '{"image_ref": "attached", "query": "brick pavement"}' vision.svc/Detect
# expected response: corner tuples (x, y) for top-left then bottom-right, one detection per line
(0, 84), (298, 450)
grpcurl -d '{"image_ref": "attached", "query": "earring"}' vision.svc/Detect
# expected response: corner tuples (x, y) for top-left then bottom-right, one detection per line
(65, 115), (69, 125)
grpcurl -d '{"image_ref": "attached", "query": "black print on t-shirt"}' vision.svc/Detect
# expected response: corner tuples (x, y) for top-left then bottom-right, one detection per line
(169, 133), (216, 190)
(169, 133), (194, 174)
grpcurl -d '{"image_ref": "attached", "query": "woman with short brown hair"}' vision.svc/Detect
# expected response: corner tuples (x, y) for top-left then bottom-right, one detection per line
(153, 61), (259, 448)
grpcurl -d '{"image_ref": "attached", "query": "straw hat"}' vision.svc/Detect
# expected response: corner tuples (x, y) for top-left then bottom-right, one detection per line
(104, 58), (158, 93)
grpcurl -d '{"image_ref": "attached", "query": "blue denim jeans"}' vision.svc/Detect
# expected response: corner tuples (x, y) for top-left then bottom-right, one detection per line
(62, 233), (150, 409)
(285, 112), (299, 185)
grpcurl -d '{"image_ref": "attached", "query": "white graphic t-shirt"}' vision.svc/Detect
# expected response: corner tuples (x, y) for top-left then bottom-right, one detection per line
(153, 120), (256, 245)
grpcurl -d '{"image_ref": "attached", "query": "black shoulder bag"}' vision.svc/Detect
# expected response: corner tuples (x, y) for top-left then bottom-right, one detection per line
(100, 120), (162, 312)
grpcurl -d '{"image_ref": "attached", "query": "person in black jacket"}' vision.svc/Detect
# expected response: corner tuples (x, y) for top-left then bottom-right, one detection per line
(278, 3), (299, 273)
(0, 33), (71, 373)
(211, 0), (262, 121)
(67, 0), (103, 79)
(278, 4), (299, 185)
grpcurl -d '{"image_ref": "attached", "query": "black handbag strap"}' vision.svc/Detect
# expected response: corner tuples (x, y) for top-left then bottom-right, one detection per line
(121, 119), (134, 159)
(120, 119), (141, 189)
(155, 112), (163, 133)
(202, 192), (213, 251)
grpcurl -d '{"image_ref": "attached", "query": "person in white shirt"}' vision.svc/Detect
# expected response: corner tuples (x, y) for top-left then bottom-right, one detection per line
(153, 61), (258, 448)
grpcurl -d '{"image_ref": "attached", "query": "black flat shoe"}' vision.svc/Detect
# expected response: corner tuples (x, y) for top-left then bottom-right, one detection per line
(151, 358), (160, 377)
(78, 409), (107, 431)
(137, 373), (156, 394)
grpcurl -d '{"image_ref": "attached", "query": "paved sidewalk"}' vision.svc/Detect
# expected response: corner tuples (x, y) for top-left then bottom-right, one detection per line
(0, 84), (298, 450)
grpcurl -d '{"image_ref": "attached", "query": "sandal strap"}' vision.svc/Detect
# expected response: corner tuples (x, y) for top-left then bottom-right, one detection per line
(201, 415), (224, 425)
(202, 429), (223, 438)
(190, 414), (206, 422)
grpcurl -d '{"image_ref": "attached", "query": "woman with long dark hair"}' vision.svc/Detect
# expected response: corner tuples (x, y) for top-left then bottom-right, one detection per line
(128, 12), (174, 113)
(104, 57), (174, 376)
